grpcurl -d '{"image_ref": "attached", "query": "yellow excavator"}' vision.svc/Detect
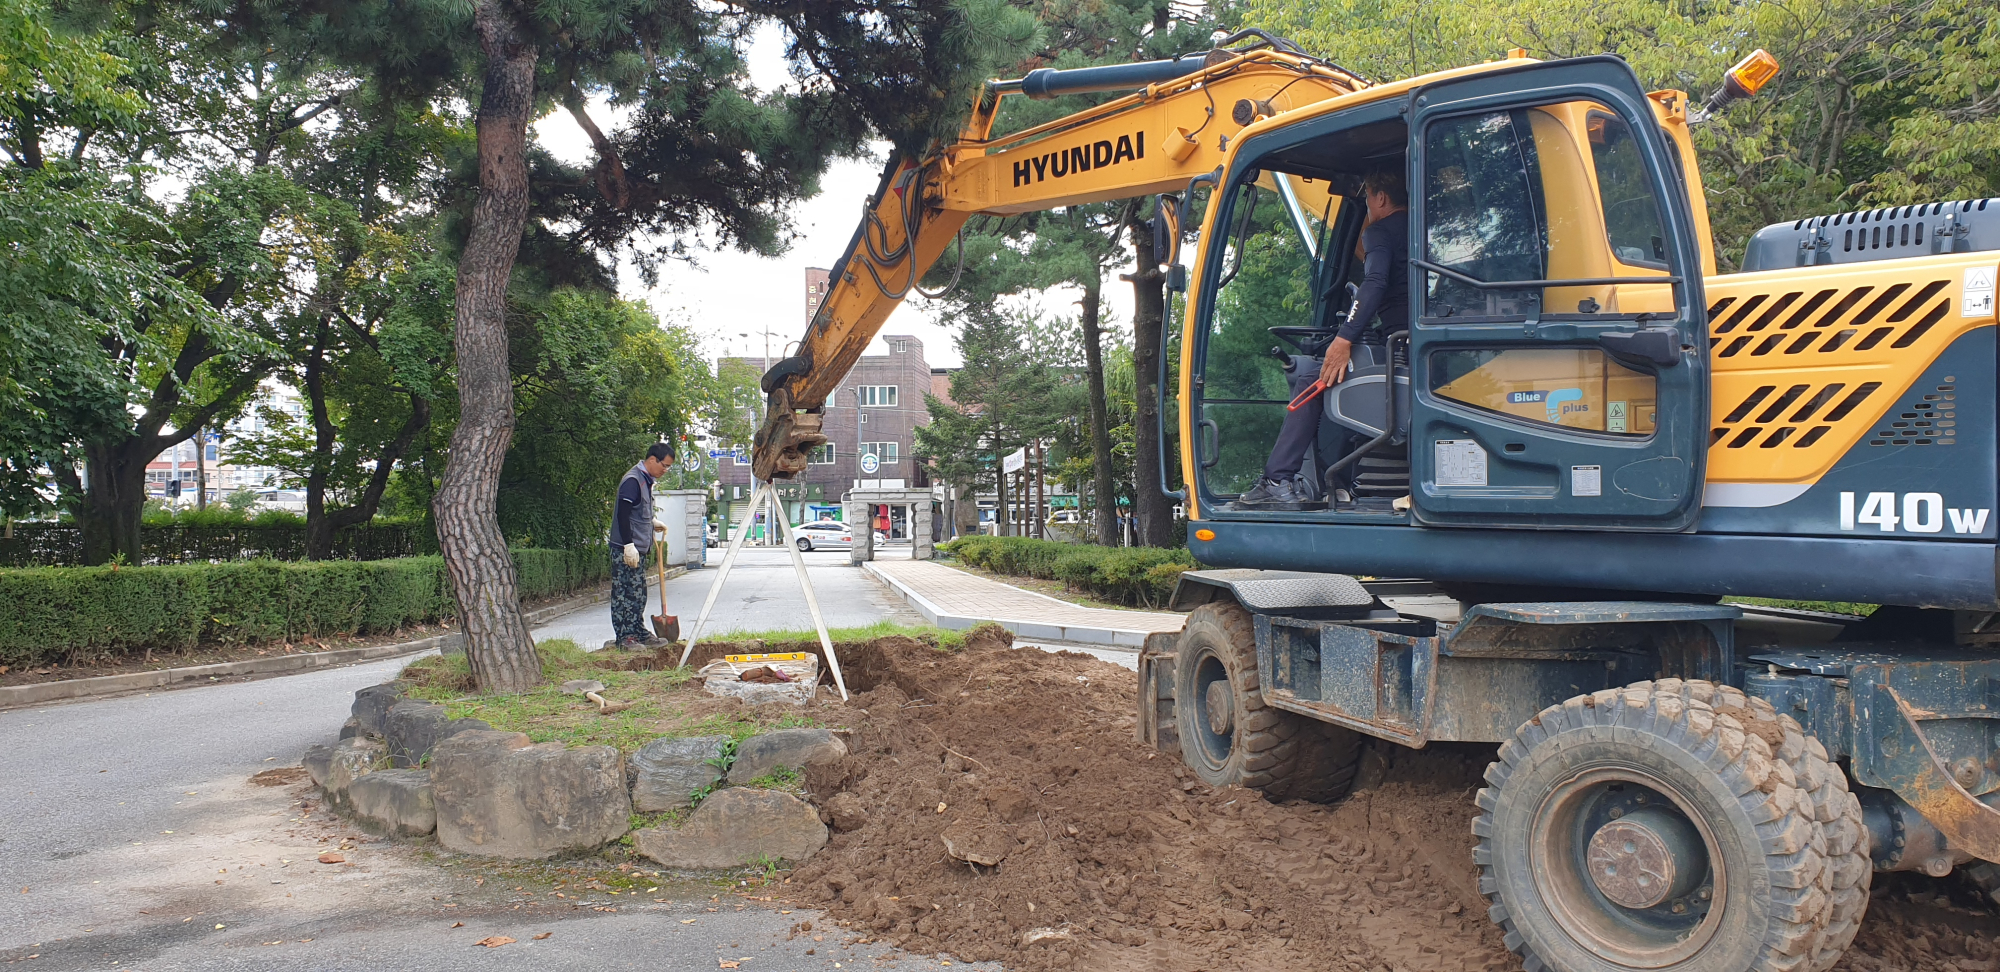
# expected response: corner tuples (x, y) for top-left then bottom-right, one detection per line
(751, 29), (2000, 972)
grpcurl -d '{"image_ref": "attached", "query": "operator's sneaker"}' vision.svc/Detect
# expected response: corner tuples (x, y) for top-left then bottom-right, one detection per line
(616, 635), (649, 650)
(1231, 477), (1327, 511)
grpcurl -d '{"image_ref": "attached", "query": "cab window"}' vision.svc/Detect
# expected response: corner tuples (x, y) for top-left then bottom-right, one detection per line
(1587, 112), (1668, 268)
(1430, 348), (1657, 436)
(1422, 110), (1547, 319)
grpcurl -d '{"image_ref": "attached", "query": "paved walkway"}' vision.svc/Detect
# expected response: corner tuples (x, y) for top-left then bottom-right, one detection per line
(863, 559), (1185, 648)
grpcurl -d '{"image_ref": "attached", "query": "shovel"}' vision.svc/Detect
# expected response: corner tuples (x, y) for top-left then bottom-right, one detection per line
(650, 527), (680, 643)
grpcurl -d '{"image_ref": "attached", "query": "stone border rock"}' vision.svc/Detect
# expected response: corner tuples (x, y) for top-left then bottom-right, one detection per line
(0, 575), (662, 710)
(310, 678), (849, 865)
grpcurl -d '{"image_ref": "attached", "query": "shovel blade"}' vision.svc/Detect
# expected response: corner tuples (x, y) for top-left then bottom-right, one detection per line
(652, 614), (681, 642)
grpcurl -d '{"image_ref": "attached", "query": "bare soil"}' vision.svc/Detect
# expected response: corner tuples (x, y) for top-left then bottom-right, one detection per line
(748, 630), (2000, 971)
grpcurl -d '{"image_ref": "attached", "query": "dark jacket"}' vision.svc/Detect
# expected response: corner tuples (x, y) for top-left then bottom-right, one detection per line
(1338, 215), (1411, 344)
(610, 463), (656, 553)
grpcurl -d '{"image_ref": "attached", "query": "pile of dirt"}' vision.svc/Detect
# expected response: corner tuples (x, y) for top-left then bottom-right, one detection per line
(779, 632), (1998, 972)
(785, 632), (1508, 971)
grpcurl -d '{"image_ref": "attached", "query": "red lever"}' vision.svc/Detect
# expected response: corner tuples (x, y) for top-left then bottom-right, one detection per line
(1288, 377), (1330, 412)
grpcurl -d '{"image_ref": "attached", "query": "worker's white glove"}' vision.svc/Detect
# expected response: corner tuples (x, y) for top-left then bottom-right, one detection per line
(621, 543), (640, 568)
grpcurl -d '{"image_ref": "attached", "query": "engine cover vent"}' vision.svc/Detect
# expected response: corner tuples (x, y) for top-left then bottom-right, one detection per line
(1741, 198), (1999, 272)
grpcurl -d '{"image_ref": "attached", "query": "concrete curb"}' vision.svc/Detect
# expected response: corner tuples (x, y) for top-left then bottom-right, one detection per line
(862, 561), (1177, 649)
(0, 572), (664, 711)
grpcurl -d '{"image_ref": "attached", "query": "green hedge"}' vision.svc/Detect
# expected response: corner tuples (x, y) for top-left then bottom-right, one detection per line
(940, 535), (1196, 608)
(0, 547), (608, 667)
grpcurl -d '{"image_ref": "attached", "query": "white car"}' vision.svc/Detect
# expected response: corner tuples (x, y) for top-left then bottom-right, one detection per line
(252, 489), (308, 512)
(792, 521), (853, 551)
(791, 521), (889, 551)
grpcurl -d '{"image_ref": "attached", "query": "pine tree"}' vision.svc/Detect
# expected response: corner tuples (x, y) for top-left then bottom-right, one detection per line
(916, 307), (1061, 537)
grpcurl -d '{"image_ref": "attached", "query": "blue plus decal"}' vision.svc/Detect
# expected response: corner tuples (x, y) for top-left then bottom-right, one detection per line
(1507, 390), (1546, 404)
(1544, 388), (1584, 423)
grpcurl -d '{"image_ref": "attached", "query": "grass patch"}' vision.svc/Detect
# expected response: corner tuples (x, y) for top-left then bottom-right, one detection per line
(705, 619), (966, 650)
(1725, 597), (1878, 618)
(737, 765), (804, 795)
(397, 638), (827, 754)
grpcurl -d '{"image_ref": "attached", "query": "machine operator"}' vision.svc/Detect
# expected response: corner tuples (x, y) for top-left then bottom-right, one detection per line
(1234, 167), (1410, 511)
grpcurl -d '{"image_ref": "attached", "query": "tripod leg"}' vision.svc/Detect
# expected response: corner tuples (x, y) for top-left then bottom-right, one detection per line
(775, 504), (850, 701)
(678, 483), (765, 667)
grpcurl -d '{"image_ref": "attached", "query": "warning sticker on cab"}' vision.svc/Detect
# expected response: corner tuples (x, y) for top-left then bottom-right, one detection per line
(1965, 266), (1996, 318)
(1434, 439), (1488, 487)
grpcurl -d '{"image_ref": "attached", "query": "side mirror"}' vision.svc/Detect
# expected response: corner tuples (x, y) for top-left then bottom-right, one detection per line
(1151, 195), (1175, 266)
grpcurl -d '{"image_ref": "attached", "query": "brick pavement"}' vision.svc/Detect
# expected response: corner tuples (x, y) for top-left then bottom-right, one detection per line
(863, 558), (1185, 648)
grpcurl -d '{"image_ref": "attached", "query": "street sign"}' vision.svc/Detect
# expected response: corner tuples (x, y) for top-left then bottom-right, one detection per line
(1002, 448), (1026, 474)
(859, 452), (881, 474)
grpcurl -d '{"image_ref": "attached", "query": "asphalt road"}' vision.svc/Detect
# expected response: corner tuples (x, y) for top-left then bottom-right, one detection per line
(0, 551), (975, 971)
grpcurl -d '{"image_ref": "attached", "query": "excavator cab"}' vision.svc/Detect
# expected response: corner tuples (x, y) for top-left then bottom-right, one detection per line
(1188, 57), (1710, 530)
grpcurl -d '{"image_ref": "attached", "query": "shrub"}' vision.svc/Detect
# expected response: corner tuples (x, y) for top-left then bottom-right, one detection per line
(0, 546), (609, 668)
(940, 536), (1196, 608)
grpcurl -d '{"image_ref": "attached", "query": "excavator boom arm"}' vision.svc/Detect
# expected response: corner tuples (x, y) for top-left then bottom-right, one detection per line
(749, 47), (1362, 481)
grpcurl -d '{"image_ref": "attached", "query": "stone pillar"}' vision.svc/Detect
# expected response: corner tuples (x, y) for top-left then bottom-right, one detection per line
(848, 499), (873, 563)
(913, 501), (934, 560)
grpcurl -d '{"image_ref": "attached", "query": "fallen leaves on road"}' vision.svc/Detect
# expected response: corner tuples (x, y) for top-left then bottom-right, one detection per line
(719, 962), (740, 969)
(681, 919), (698, 924)
(451, 922), (464, 928)
(250, 767), (307, 787)
(474, 936), (515, 948)
(316, 852), (345, 864)
(532, 932), (552, 940)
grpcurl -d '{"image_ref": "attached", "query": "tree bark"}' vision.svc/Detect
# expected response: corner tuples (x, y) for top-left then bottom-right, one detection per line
(1127, 216), (1174, 547)
(1077, 273), (1119, 546)
(433, 1), (542, 695)
(194, 425), (207, 511)
(74, 446), (146, 564)
(304, 319), (334, 559)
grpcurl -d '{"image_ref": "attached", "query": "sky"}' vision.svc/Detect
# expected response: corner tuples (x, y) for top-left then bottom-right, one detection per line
(530, 22), (1137, 371)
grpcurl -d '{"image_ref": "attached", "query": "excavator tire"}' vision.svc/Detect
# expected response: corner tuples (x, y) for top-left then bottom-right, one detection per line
(1967, 861), (2000, 909)
(1172, 601), (1362, 803)
(1475, 679), (1851, 972)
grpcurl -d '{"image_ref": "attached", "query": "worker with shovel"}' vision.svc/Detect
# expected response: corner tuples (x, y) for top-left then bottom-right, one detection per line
(612, 442), (674, 649)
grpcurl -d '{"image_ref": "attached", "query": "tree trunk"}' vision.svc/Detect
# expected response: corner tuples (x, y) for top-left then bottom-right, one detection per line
(304, 322), (335, 560)
(76, 444), (148, 564)
(1077, 275), (1119, 546)
(1127, 216), (1174, 547)
(194, 427), (207, 511)
(992, 412), (1010, 537)
(433, 1), (542, 695)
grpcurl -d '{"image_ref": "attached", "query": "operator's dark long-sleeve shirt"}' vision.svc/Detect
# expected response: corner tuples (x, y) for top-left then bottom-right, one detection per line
(1338, 216), (1411, 344)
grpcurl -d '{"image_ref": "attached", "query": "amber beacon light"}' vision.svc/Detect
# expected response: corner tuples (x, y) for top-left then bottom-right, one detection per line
(1703, 49), (1779, 115)
(1194, 529), (1216, 542)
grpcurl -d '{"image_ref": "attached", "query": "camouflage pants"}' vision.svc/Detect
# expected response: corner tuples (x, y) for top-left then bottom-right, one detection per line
(611, 554), (649, 642)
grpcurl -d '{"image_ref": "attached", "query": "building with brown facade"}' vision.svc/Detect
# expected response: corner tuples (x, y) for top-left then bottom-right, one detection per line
(715, 334), (935, 529)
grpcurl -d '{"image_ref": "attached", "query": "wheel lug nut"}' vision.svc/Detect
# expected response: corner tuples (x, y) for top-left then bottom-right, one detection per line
(1697, 886), (1711, 901)
(1608, 807), (1623, 819)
